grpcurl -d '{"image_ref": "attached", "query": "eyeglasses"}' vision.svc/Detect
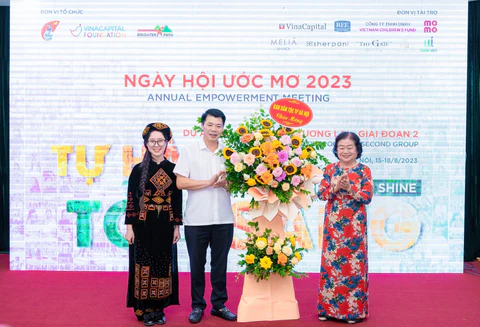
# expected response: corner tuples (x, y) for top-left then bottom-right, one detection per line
(148, 139), (166, 146)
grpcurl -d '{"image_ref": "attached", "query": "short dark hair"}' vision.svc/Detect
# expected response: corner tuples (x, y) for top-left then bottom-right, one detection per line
(201, 108), (226, 125)
(333, 131), (363, 159)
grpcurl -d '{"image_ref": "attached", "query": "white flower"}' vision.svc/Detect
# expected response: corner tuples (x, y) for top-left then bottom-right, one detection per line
(291, 257), (299, 265)
(254, 132), (263, 141)
(282, 246), (293, 256)
(254, 140), (261, 146)
(243, 174), (250, 181)
(282, 183), (290, 191)
(310, 150), (317, 159)
(273, 243), (282, 254)
(234, 163), (246, 172)
(255, 238), (268, 250)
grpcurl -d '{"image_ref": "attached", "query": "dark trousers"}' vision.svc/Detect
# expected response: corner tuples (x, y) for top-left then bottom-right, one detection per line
(185, 224), (234, 310)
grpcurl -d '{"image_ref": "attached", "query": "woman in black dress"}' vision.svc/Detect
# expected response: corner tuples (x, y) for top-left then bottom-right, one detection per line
(125, 122), (183, 326)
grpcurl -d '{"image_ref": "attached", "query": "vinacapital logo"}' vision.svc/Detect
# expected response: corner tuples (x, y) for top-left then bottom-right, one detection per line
(278, 23), (327, 31)
(71, 25), (127, 38)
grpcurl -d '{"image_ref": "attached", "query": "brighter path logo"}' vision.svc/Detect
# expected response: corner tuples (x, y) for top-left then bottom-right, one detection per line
(137, 25), (173, 37)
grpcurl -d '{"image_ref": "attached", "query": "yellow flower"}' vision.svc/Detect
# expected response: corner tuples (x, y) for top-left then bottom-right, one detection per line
(290, 236), (296, 247)
(260, 256), (273, 269)
(260, 129), (274, 138)
(249, 146), (262, 158)
(285, 127), (294, 134)
(310, 150), (317, 159)
(236, 126), (248, 135)
(246, 178), (256, 186)
(300, 149), (309, 159)
(305, 146), (314, 153)
(291, 136), (302, 148)
(284, 164), (297, 175)
(255, 175), (266, 185)
(291, 257), (299, 265)
(245, 254), (256, 264)
(260, 119), (274, 128)
(294, 252), (302, 261)
(255, 237), (268, 250)
(222, 147), (235, 159)
(272, 140), (283, 150)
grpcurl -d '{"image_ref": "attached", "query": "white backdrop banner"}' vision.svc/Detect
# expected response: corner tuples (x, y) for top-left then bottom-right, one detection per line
(9, 0), (467, 272)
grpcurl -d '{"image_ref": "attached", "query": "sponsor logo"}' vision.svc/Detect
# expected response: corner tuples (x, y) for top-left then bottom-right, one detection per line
(374, 180), (422, 196)
(70, 24), (82, 37)
(279, 23), (327, 31)
(357, 39), (391, 51)
(70, 25), (127, 38)
(359, 22), (416, 33)
(334, 20), (351, 32)
(306, 40), (349, 47)
(421, 36), (437, 52)
(41, 21), (60, 41)
(270, 38), (297, 51)
(424, 20), (438, 33)
(137, 25), (173, 37)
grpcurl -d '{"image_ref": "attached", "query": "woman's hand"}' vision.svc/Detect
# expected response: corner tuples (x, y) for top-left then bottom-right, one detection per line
(173, 226), (181, 244)
(125, 225), (135, 245)
(338, 174), (352, 192)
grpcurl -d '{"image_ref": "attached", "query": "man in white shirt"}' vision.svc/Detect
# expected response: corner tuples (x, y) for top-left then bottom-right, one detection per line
(174, 108), (237, 323)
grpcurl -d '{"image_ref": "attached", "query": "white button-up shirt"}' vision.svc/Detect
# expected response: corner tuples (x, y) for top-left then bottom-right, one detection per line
(173, 139), (234, 226)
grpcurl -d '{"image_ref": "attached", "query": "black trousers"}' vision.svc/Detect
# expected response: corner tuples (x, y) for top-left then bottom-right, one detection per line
(185, 224), (234, 310)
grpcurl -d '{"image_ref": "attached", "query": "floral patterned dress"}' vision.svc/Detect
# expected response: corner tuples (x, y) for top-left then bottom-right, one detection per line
(317, 162), (373, 321)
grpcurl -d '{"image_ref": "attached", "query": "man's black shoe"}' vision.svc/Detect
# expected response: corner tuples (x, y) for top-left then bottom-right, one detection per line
(154, 311), (166, 325)
(189, 308), (204, 324)
(143, 312), (155, 326)
(210, 307), (237, 321)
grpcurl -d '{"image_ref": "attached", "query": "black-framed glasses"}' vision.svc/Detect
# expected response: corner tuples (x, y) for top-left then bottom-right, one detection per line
(148, 139), (166, 146)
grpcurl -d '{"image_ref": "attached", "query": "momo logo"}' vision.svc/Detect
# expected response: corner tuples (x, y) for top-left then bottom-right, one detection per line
(424, 20), (438, 33)
(41, 21), (60, 41)
(70, 24), (83, 37)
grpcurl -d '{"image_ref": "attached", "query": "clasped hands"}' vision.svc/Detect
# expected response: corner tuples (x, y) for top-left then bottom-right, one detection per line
(334, 173), (352, 193)
(210, 170), (228, 189)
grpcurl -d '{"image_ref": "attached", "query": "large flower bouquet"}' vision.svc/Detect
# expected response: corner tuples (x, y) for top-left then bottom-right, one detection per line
(216, 109), (328, 206)
(238, 221), (307, 281)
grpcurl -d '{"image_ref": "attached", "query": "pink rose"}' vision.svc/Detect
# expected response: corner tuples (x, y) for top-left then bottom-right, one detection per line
(229, 152), (241, 165)
(291, 175), (301, 187)
(243, 153), (256, 166)
(266, 247), (274, 255)
(255, 163), (268, 175)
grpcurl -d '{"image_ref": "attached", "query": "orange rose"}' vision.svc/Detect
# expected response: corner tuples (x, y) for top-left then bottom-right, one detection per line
(277, 253), (288, 266)
(260, 171), (273, 185)
(240, 134), (255, 143)
(260, 142), (275, 155)
(263, 153), (279, 168)
(301, 164), (313, 178)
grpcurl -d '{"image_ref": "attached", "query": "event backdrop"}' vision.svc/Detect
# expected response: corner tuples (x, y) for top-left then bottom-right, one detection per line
(9, 0), (467, 272)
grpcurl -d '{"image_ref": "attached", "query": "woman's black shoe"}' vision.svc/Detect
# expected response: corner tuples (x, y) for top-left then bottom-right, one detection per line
(154, 311), (166, 325)
(143, 312), (155, 326)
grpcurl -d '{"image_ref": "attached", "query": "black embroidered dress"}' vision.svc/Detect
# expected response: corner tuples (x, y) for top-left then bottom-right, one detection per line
(125, 159), (183, 319)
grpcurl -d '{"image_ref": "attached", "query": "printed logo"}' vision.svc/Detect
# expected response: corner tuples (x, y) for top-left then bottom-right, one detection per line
(334, 20), (351, 32)
(41, 21), (60, 41)
(424, 20), (438, 33)
(137, 25), (173, 37)
(306, 40), (349, 48)
(357, 39), (391, 51)
(279, 23), (327, 32)
(270, 38), (297, 51)
(421, 36), (437, 52)
(70, 25), (127, 38)
(70, 24), (82, 37)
